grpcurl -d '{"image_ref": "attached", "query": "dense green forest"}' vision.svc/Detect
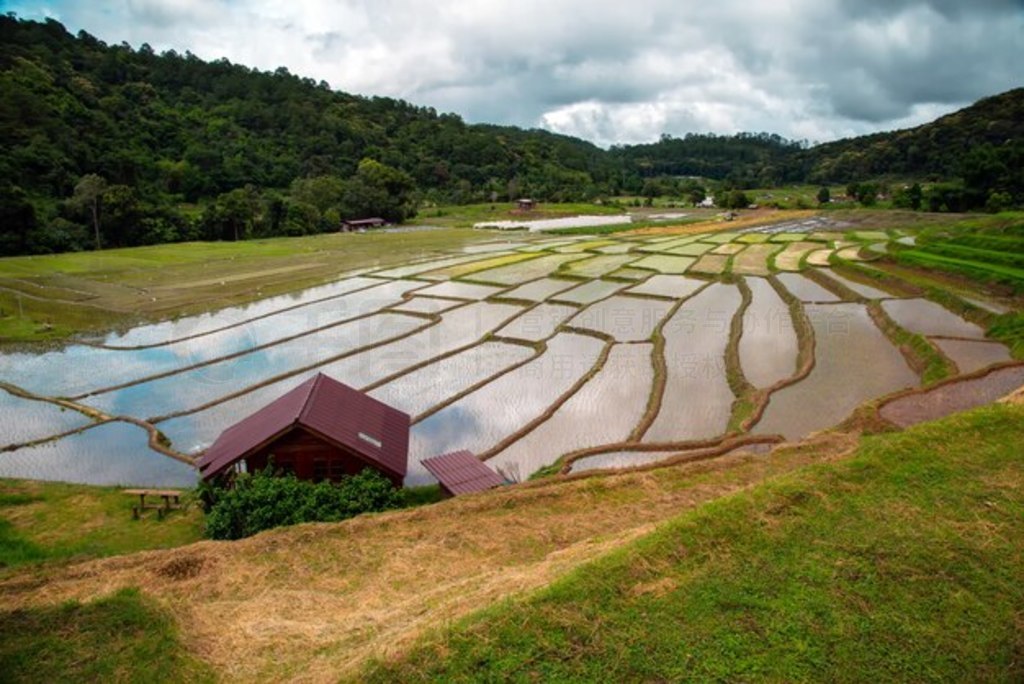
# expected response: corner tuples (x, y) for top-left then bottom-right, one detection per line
(1, 16), (1022, 255)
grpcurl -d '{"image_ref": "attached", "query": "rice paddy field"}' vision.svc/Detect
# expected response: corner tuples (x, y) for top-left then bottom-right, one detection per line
(1, 212), (1022, 488)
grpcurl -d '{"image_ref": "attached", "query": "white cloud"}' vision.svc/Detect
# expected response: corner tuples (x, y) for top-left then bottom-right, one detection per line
(9, 0), (1024, 146)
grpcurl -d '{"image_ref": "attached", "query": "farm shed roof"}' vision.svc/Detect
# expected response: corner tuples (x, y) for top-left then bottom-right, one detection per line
(421, 450), (505, 496)
(197, 373), (410, 480)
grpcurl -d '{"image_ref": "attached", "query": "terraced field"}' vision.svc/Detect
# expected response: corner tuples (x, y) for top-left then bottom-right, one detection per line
(1, 216), (1021, 487)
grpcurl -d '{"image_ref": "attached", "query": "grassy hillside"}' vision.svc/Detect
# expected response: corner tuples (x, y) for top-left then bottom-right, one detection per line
(0, 479), (203, 572)
(364, 402), (1024, 682)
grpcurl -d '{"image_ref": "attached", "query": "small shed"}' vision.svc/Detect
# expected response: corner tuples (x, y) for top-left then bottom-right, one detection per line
(341, 217), (387, 231)
(196, 373), (409, 486)
(515, 198), (536, 211)
(421, 450), (506, 498)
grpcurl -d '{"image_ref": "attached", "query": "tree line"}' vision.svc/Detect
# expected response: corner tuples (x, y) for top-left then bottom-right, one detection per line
(1, 16), (1021, 256)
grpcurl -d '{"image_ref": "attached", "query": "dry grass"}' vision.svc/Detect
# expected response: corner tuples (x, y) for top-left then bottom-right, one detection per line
(0, 438), (845, 682)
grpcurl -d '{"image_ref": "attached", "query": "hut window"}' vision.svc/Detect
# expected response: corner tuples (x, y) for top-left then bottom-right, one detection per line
(358, 432), (383, 449)
(313, 458), (328, 481)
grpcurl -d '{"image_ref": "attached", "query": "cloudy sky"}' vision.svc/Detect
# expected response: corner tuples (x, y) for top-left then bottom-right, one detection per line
(6, 0), (1024, 146)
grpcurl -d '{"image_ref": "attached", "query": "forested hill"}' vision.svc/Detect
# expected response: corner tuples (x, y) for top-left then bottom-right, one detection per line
(792, 88), (1024, 184)
(0, 17), (617, 253)
(1, 16), (1022, 256)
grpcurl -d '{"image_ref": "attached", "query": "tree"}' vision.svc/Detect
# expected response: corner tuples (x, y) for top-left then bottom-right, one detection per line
(816, 186), (831, 204)
(69, 174), (107, 249)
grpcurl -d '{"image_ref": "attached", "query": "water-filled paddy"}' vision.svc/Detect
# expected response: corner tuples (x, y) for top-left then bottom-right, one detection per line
(932, 339), (1012, 373)
(880, 298), (986, 339)
(567, 296), (674, 341)
(562, 254), (638, 278)
(0, 390), (93, 448)
(496, 304), (578, 342)
(776, 273), (841, 303)
(644, 283), (742, 443)
(552, 279), (627, 305)
(2, 221), (1017, 488)
(368, 342), (535, 418)
(879, 365), (1024, 428)
(84, 312), (427, 419)
(487, 343), (653, 479)
(754, 303), (918, 440)
(497, 277), (579, 301)
(626, 275), (705, 300)
(97, 275), (385, 348)
(740, 278), (798, 388)
(0, 421), (196, 487)
(407, 333), (606, 484)
(819, 270), (892, 299)
(415, 280), (506, 300)
(0, 280), (421, 398)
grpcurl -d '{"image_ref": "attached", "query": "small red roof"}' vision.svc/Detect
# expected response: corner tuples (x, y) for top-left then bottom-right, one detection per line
(421, 450), (505, 496)
(197, 373), (409, 480)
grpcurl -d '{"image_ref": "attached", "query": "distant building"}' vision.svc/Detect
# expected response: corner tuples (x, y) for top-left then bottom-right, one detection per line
(197, 373), (410, 486)
(515, 198), (536, 211)
(698, 196), (715, 208)
(341, 217), (387, 231)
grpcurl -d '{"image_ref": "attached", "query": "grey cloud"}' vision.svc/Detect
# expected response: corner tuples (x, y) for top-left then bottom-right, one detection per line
(16, 0), (1024, 144)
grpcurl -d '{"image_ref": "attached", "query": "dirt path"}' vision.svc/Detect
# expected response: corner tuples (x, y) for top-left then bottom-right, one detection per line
(0, 433), (856, 682)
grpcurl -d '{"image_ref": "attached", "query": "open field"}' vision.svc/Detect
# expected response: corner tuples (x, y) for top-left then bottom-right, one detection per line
(1, 209), (1021, 491)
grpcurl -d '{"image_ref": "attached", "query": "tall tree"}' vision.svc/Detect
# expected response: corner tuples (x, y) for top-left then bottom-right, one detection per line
(70, 174), (107, 249)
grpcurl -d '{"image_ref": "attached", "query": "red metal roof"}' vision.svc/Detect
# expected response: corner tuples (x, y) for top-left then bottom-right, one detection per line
(421, 450), (505, 496)
(197, 373), (410, 480)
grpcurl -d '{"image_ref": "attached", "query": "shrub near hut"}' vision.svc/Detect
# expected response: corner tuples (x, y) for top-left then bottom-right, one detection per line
(201, 467), (402, 540)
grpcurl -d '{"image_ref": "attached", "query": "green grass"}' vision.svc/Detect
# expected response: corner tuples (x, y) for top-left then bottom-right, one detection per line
(364, 403), (1024, 682)
(424, 202), (623, 228)
(0, 588), (214, 683)
(0, 479), (203, 572)
(0, 227), (495, 343)
(897, 251), (1024, 292)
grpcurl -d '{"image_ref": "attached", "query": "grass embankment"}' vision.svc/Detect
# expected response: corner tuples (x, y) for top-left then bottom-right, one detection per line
(0, 227), (496, 343)
(365, 402), (1024, 682)
(0, 479), (203, 572)
(0, 587), (213, 683)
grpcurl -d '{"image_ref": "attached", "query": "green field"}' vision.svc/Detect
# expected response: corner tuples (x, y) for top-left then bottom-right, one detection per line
(364, 402), (1024, 682)
(0, 479), (203, 572)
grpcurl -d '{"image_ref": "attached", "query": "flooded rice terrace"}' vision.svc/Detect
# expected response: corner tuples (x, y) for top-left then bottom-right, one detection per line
(1, 220), (1019, 487)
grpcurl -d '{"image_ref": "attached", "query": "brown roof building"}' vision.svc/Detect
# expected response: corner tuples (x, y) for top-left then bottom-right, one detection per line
(196, 373), (409, 486)
(421, 450), (506, 497)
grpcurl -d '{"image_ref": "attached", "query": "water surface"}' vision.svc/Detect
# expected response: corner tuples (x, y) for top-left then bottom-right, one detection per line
(644, 283), (741, 442)
(754, 303), (917, 440)
(487, 343), (654, 479)
(0, 421), (197, 487)
(739, 278), (798, 388)
(406, 333), (605, 484)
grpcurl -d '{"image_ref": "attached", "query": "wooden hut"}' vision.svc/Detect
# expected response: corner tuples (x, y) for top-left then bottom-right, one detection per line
(421, 450), (505, 498)
(196, 373), (409, 486)
(515, 198), (536, 211)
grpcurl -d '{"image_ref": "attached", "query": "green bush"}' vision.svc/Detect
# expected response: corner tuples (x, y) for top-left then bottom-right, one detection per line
(203, 468), (402, 540)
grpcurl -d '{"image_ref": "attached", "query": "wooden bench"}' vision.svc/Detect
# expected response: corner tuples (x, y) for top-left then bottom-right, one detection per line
(124, 489), (183, 519)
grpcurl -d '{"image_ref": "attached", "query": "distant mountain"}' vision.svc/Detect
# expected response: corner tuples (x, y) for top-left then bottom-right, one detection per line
(794, 88), (1024, 183)
(0, 16), (1020, 256)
